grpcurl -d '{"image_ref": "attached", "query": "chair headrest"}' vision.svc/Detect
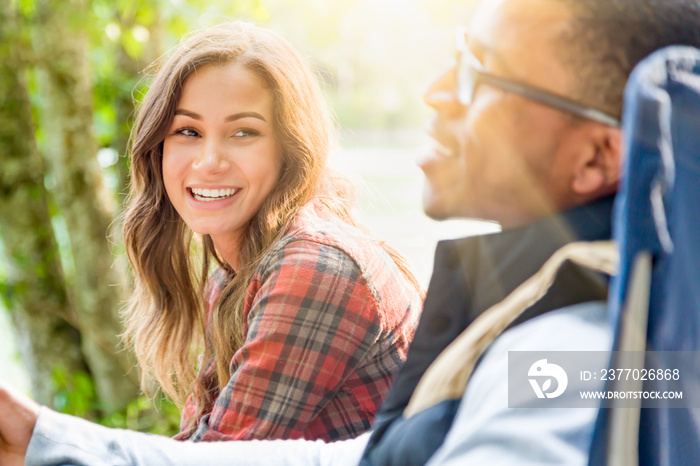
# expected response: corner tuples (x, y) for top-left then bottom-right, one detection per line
(608, 46), (700, 350)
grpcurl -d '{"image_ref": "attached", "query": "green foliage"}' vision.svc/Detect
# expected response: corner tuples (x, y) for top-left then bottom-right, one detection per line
(51, 365), (181, 436)
(102, 395), (181, 436)
(51, 366), (97, 418)
(0, 281), (14, 313)
(11, 0), (37, 18)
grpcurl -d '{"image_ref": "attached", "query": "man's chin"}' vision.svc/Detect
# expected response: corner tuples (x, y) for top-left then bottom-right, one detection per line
(422, 199), (488, 223)
(421, 185), (472, 221)
(422, 201), (455, 221)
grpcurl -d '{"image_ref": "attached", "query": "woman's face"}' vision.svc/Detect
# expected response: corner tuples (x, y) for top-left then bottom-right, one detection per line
(162, 63), (282, 257)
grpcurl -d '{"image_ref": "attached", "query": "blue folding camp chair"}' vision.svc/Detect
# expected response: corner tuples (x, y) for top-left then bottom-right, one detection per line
(588, 46), (700, 465)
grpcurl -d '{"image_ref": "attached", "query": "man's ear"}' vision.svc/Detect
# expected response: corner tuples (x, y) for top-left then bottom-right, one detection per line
(571, 125), (623, 196)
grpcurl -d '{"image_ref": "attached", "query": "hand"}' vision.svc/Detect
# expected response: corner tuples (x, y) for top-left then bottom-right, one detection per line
(0, 381), (40, 466)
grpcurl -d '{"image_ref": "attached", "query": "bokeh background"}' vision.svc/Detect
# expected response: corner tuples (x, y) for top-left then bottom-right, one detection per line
(0, 0), (495, 433)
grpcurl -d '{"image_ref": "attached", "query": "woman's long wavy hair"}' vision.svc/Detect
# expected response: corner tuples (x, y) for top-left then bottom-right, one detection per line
(121, 21), (423, 431)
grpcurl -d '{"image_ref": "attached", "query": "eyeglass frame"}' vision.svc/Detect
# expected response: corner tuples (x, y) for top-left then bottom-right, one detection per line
(455, 26), (621, 127)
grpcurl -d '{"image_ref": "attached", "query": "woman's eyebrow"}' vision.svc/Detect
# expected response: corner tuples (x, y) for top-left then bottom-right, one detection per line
(174, 109), (267, 122)
(225, 111), (267, 122)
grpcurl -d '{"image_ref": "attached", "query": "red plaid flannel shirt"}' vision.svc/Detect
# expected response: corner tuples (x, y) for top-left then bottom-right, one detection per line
(175, 202), (422, 442)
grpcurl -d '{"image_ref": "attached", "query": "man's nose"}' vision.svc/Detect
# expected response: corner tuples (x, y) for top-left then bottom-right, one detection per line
(423, 66), (464, 118)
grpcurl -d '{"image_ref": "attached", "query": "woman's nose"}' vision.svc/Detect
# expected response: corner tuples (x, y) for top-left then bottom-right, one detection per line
(193, 139), (230, 174)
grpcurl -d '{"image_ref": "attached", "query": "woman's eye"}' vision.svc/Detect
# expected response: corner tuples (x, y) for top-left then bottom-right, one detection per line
(233, 128), (261, 138)
(174, 128), (199, 137)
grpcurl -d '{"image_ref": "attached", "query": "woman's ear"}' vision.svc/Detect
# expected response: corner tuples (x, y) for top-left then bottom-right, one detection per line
(572, 125), (623, 196)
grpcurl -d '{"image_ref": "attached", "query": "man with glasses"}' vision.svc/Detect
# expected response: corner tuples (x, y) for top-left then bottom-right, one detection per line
(2, 0), (700, 465)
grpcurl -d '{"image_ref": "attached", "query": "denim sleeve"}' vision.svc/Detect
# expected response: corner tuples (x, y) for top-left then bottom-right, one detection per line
(26, 408), (368, 466)
(427, 301), (613, 466)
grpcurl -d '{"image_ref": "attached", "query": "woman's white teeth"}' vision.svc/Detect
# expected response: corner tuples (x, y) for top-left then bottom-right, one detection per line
(191, 187), (238, 201)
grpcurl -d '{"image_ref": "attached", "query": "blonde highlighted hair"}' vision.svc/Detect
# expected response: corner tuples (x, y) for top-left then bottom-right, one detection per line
(121, 21), (422, 434)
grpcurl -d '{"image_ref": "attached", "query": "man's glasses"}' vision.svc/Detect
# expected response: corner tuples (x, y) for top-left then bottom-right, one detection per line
(455, 26), (621, 127)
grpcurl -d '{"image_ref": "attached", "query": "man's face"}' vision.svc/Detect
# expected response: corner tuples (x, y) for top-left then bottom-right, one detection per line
(421, 0), (588, 227)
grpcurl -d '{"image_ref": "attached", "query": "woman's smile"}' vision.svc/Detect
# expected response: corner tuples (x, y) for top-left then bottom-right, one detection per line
(189, 187), (240, 202)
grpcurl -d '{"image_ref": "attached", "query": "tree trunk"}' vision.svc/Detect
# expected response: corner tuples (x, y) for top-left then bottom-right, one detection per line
(32, 0), (139, 412)
(0, 4), (90, 408)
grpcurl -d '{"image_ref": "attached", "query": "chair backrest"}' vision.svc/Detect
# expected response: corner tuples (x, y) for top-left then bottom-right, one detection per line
(588, 46), (700, 466)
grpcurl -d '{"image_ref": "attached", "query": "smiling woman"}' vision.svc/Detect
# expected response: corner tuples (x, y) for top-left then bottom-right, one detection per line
(162, 63), (282, 271)
(120, 21), (424, 443)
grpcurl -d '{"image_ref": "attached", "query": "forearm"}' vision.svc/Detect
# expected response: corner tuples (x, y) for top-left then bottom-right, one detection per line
(27, 408), (367, 466)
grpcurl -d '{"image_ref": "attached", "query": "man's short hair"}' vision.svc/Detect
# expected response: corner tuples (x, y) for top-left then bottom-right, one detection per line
(559, 0), (700, 119)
